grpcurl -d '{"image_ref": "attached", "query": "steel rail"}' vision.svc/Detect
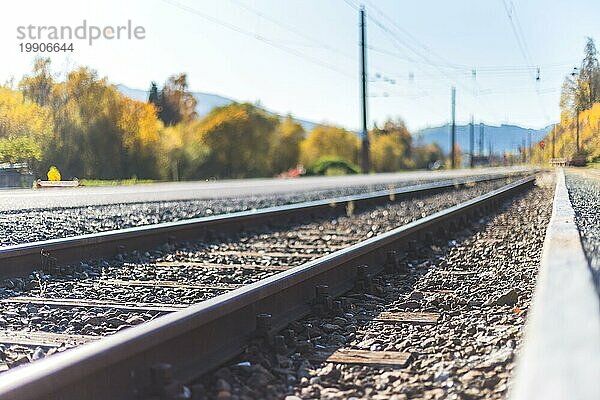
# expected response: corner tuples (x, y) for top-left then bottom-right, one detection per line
(511, 169), (600, 400)
(0, 173), (523, 279)
(0, 175), (536, 400)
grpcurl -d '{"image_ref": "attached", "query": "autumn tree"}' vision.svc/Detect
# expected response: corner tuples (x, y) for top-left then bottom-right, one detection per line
(269, 115), (304, 173)
(369, 118), (414, 171)
(413, 143), (444, 169)
(152, 74), (197, 126)
(550, 37), (600, 162)
(0, 87), (52, 169)
(197, 103), (278, 178)
(158, 119), (209, 180)
(117, 96), (163, 178)
(19, 57), (53, 107)
(300, 125), (359, 167)
(18, 62), (164, 179)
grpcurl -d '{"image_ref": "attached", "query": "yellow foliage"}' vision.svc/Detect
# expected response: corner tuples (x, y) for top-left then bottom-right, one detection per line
(371, 134), (410, 172)
(300, 125), (359, 166)
(533, 102), (600, 163)
(197, 103), (277, 178)
(118, 97), (162, 149)
(269, 116), (304, 173)
(369, 119), (414, 172)
(0, 87), (52, 140)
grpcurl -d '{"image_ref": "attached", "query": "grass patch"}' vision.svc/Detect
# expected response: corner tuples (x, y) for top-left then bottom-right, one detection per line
(79, 178), (159, 187)
(586, 161), (600, 169)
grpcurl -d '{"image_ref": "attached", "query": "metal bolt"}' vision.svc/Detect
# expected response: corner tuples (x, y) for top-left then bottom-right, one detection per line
(283, 329), (298, 347)
(407, 240), (418, 258)
(313, 303), (326, 316)
(355, 280), (366, 292)
(384, 250), (398, 273)
(340, 297), (350, 309)
(356, 265), (369, 278)
(354, 265), (373, 293)
(424, 231), (434, 245)
(315, 285), (329, 302)
(331, 300), (343, 314)
(274, 335), (287, 354)
(398, 259), (409, 274)
(150, 363), (174, 386)
(255, 313), (272, 336)
(40, 250), (52, 273)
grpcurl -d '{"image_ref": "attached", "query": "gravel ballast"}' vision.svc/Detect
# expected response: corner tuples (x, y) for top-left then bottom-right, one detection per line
(0, 175), (520, 247)
(565, 170), (600, 290)
(0, 178), (521, 372)
(194, 175), (554, 400)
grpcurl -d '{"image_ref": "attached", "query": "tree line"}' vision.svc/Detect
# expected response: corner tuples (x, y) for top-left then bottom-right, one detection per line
(534, 37), (600, 163)
(0, 58), (444, 180)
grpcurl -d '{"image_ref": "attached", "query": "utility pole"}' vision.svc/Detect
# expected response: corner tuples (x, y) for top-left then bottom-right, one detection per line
(479, 123), (484, 157)
(469, 115), (474, 168)
(450, 86), (456, 168)
(359, 6), (370, 173)
(528, 131), (532, 164)
(552, 124), (556, 159)
(575, 108), (580, 153)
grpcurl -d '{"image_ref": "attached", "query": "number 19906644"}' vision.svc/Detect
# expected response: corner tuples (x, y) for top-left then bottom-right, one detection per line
(19, 43), (74, 52)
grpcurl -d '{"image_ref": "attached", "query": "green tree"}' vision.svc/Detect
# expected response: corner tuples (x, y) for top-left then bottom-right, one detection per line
(580, 37), (600, 109)
(148, 82), (160, 108)
(560, 38), (600, 115)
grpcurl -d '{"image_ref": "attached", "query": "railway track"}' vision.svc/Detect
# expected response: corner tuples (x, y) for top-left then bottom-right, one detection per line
(0, 176), (519, 356)
(0, 173), (538, 399)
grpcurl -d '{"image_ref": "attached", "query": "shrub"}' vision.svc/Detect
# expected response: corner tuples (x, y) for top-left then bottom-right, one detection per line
(306, 156), (361, 176)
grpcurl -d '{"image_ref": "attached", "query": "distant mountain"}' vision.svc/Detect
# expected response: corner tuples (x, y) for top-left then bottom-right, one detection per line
(415, 123), (553, 156)
(115, 84), (317, 132)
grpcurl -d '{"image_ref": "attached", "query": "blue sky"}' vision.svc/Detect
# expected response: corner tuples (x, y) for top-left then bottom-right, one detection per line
(1, 0), (598, 131)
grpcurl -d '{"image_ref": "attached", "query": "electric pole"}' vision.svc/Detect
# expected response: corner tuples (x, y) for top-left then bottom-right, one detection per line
(359, 6), (370, 173)
(450, 86), (456, 168)
(576, 108), (580, 153)
(528, 130), (532, 164)
(479, 123), (484, 157)
(552, 124), (556, 159)
(469, 115), (474, 168)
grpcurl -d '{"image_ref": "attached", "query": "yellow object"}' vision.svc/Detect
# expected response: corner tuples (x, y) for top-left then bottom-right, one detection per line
(47, 166), (61, 181)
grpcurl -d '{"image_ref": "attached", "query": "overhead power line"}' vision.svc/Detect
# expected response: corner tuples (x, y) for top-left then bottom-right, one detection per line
(159, 0), (354, 78)
(501, 0), (550, 121)
(229, 0), (355, 62)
